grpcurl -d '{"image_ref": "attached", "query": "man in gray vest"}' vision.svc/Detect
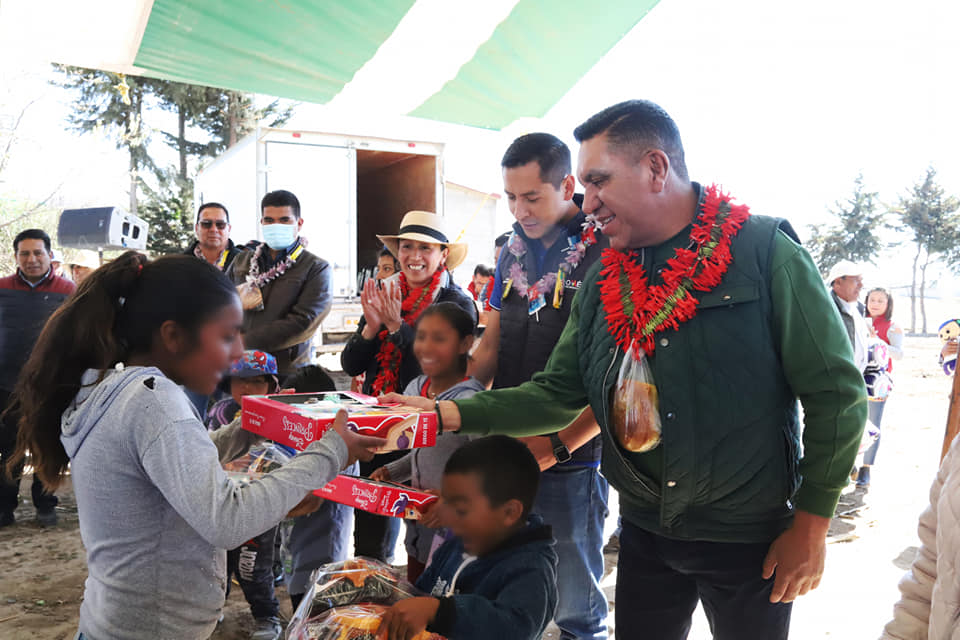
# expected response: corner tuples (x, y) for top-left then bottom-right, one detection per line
(826, 260), (868, 372)
(470, 133), (609, 640)
(394, 101), (867, 639)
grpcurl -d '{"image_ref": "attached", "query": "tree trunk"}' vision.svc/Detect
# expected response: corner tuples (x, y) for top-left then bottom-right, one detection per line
(128, 150), (137, 215)
(228, 92), (239, 148)
(178, 103), (188, 181)
(910, 242), (921, 333)
(920, 251), (930, 334)
(127, 87), (141, 215)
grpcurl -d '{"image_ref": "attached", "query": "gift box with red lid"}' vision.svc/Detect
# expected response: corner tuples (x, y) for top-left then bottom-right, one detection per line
(241, 391), (437, 451)
(314, 474), (439, 520)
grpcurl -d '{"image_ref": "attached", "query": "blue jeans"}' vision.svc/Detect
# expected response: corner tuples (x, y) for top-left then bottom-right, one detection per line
(617, 520), (792, 640)
(863, 398), (886, 466)
(227, 525), (279, 620)
(533, 465), (609, 640)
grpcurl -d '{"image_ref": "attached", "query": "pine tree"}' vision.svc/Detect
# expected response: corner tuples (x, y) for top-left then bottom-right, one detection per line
(892, 167), (960, 333)
(808, 173), (885, 276)
(51, 65), (156, 215)
(53, 66), (294, 254)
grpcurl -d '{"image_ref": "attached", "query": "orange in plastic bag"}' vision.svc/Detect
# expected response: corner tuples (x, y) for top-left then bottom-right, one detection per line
(611, 344), (662, 452)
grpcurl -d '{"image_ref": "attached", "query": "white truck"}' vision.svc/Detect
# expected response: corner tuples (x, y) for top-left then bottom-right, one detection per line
(195, 127), (499, 354)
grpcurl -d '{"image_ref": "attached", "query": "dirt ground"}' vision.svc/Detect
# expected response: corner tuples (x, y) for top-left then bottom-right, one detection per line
(0, 336), (951, 639)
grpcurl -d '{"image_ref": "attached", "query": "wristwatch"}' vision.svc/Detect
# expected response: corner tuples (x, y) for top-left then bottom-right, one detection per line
(549, 433), (572, 464)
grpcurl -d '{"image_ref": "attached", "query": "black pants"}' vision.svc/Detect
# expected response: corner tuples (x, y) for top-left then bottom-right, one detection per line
(617, 520), (792, 640)
(355, 454), (403, 562)
(0, 389), (58, 516)
(226, 525), (280, 620)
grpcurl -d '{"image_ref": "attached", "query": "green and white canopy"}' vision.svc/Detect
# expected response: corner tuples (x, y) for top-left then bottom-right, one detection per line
(4, 0), (659, 129)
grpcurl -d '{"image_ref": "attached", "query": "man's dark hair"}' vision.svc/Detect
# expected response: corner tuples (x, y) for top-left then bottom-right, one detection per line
(197, 202), (230, 224)
(573, 100), (689, 181)
(261, 190), (301, 219)
(473, 264), (493, 277)
(494, 232), (511, 249)
(501, 133), (571, 189)
(283, 365), (336, 394)
(444, 435), (540, 517)
(13, 229), (51, 253)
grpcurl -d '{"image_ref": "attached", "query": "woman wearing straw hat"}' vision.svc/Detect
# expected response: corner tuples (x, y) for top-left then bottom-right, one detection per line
(341, 211), (477, 561)
(342, 211), (476, 397)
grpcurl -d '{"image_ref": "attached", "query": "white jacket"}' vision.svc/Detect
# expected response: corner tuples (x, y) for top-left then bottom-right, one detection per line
(882, 435), (960, 640)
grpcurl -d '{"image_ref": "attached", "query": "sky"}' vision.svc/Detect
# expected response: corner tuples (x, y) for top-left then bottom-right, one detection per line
(1, 0), (958, 298)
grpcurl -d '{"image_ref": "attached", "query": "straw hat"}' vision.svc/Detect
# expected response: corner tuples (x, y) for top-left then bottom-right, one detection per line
(377, 211), (468, 271)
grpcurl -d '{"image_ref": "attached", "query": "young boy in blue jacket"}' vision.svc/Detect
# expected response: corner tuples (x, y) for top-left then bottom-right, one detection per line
(380, 435), (558, 640)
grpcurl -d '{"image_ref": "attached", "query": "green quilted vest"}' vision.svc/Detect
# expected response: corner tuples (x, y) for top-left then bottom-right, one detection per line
(576, 214), (801, 543)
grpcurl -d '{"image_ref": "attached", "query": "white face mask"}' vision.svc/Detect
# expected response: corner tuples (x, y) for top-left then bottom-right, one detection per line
(261, 223), (297, 250)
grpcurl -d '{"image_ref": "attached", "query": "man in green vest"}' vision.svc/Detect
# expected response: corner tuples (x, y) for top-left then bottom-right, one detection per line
(385, 100), (866, 639)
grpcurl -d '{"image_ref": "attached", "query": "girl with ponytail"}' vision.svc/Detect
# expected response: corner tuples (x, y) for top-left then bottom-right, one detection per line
(7, 251), (383, 640)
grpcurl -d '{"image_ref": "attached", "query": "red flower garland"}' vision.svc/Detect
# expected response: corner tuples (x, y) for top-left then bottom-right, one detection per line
(370, 269), (444, 395)
(598, 184), (751, 358)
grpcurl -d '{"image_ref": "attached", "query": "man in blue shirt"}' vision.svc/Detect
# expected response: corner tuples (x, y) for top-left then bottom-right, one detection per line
(469, 133), (610, 640)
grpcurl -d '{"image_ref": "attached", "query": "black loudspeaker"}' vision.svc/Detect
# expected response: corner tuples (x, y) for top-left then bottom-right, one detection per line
(57, 207), (149, 251)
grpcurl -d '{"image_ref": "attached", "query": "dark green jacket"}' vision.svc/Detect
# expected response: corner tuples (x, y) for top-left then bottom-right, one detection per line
(456, 214), (867, 543)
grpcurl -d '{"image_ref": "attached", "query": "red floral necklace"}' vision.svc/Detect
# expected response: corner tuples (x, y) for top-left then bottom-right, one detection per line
(370, 269), (444, 395)
(598, 184), (750, 358)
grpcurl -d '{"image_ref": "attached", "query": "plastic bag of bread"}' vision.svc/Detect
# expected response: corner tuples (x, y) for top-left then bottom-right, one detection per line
(236, 281), (264, 311)
(222, 443), (294, 485)
(288, 603), (445, 640)
(611, 344), (661, 452)
(301, 558), (418, 617)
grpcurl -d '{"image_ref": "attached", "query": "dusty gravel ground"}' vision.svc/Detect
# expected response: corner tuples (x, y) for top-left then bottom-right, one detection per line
(0, 336), (949, 639)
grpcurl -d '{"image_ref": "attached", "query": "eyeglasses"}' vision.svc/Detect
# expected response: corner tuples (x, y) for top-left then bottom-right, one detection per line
(199, 220), (228, 229)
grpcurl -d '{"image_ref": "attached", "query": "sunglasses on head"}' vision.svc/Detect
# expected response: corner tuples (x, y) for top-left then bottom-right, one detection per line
(199, 220), (228, 229)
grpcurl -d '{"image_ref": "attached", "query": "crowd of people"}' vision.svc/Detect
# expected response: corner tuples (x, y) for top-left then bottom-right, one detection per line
(0, 98), (953, 640)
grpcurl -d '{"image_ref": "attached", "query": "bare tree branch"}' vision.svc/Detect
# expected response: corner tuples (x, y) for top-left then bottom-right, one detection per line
(0, 184), (63, 229)
(0, 98), (38, 177)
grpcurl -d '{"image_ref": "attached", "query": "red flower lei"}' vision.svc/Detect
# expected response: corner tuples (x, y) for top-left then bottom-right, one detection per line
(598, 184), (750, 359)
(370, 269), (444, 395)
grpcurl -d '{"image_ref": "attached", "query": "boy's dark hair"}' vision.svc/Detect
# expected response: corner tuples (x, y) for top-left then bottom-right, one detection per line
(473, 264), (493, 277)
(444, 435), (540, 517)
(494, 232), (511, 249)
(197, 202), (230, 224)
(573, 100), (689, 182)
(283, 365), (336, 394)
(13, 229), (52, 253)
(501, 133), (571, 189)
(261, 190), (301, 219)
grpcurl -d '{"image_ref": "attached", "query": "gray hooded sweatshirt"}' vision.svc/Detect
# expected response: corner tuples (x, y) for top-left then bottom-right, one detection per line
(61, 366), (347, 640)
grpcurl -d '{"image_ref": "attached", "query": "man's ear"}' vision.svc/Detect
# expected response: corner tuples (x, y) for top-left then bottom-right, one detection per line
(500, 498), (525, 528)
(560, 174), (576, 201)
(647, 150), (670, 193)
(296, 217), (305, 232)
(460, 334), (475, 356)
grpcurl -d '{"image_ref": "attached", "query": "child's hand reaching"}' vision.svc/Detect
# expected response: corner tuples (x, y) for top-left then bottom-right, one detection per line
(379, 393), (432, 410)
(331, 409), (386, 466)
(370, 467), (390, 482)
(379, 597), (440, 640)
(418, 494), (444, 529)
